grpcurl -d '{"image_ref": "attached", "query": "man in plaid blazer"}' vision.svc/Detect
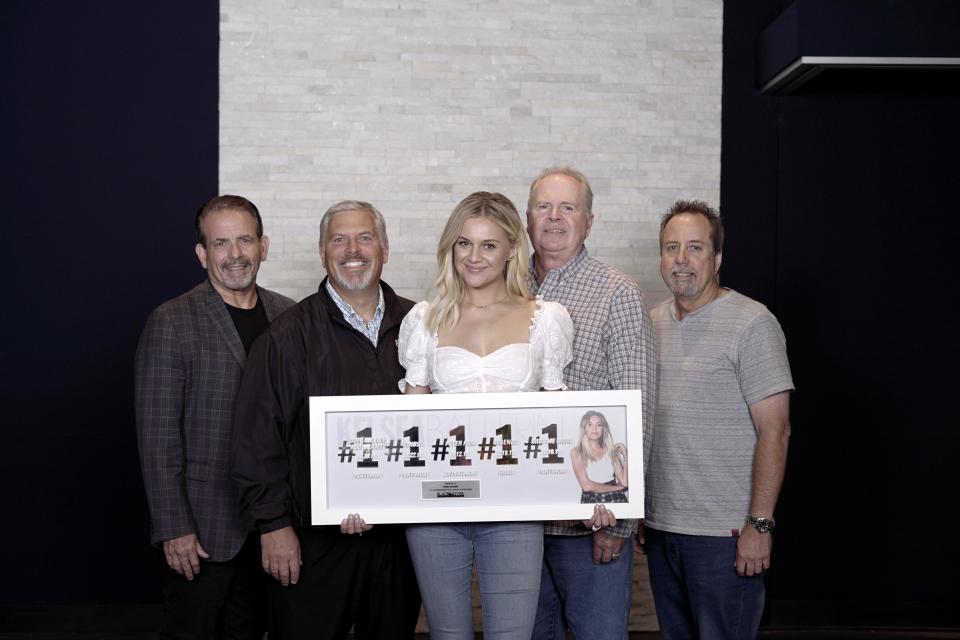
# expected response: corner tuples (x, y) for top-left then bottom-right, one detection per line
(135, 195), (295, 640)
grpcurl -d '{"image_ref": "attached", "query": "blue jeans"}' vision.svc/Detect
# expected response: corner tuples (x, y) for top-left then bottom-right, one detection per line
(645, 528), (765, 640)
(406, 522), (543, 640)
(533, 534), (633, 640)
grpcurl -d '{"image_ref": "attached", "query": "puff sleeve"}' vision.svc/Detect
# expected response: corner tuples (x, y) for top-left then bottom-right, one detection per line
(397, 300), (432, 392)
(533, 299), (574, 391)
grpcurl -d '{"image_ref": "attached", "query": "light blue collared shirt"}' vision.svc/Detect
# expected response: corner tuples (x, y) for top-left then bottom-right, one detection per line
(325, 281), (385, 346)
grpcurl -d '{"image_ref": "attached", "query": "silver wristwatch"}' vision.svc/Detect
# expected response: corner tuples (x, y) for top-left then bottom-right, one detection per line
(748, 515), (775, 534)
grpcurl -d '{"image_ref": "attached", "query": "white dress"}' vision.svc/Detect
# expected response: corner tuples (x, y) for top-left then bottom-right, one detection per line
(398, 297), (574, 393)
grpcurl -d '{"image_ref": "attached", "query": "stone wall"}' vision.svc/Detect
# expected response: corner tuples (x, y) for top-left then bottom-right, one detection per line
(220, 0), (722, 631)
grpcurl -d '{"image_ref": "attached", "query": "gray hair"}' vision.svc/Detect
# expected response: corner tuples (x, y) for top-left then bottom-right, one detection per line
(526, 165), (594, 215)
(318, 200), (389, 250)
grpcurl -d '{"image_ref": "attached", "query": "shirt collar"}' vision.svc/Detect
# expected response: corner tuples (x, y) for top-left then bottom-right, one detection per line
(325, 281), (385, 323)
(669, 287), (731, 321)
(529, 246), (590, 287)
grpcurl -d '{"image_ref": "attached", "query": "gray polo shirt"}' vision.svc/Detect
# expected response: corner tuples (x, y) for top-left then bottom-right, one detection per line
(646, 289), (793, 536)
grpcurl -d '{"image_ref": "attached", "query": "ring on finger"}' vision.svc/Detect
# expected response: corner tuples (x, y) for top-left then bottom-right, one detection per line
(591, 523), (601, 532)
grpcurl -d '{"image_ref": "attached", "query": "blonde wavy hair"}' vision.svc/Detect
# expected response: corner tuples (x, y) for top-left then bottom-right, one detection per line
(574, 410), (615, 463)
(426, 191), (531, 333)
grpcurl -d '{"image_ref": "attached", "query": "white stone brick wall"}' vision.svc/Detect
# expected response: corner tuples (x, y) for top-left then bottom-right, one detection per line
(220, 0), (722, 306)
(219, 3), (720, 630)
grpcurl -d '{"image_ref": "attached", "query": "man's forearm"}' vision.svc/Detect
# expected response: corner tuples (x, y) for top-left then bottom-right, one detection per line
(748, 395), (791, 518)
(749, 430), (788, 517)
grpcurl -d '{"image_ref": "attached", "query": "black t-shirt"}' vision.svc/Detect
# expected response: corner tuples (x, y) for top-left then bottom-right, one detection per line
(226, 296), (269, 354)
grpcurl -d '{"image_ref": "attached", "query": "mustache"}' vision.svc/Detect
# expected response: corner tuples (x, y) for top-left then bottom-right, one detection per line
(338, 252), (370, 265)
(222, 259), (252, 269)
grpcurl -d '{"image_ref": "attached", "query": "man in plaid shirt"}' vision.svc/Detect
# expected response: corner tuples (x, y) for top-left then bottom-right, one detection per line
(527, 167), (657, 640)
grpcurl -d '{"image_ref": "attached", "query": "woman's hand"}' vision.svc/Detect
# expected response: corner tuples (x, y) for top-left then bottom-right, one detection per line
(581, 503), (618, 532)
(340, 513), (374, 535)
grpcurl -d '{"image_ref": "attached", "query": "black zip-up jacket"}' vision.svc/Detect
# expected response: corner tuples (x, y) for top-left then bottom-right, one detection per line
(231, 279), (414, 533)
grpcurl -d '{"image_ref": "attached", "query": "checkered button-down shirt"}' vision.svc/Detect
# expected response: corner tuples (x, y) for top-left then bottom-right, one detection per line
(530, 247), (657, 538)
(325, 281), (385, 346)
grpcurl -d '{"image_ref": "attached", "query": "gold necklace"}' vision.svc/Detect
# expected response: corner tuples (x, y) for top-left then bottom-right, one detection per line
(464, 294), (510, 310)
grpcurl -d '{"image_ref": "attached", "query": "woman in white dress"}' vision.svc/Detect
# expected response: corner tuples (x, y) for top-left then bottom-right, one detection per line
(570, 410), (628, 504)
(397, 191), (573, 639)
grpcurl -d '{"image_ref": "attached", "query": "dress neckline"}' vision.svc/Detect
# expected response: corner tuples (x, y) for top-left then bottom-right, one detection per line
(435, 342), (531, 360)
(433, 298), (546, 358)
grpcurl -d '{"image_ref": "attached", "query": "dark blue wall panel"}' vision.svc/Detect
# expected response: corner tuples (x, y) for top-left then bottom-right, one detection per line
(1, 1), (219, 603)
(723, 0), (960, 626)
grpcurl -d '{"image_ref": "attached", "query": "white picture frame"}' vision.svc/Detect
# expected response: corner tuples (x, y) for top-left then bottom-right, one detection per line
(309, 389), (643, 525)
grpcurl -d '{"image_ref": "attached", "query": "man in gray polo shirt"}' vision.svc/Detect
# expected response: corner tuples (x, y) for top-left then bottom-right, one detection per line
(646, 200), (793, 639)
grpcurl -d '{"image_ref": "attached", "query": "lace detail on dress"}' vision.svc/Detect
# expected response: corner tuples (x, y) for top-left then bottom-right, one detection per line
(397, 301), (435, 391)
(530, 298), (574, 391)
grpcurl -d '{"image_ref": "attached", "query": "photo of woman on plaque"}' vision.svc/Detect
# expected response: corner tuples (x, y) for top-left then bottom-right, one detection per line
(571, 410), (628, 503)
(340, 191), (574, 639)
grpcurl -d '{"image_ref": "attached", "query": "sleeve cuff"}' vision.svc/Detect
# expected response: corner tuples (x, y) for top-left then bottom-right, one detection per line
(605, 519), (639, 537)
(258, 516), (293, 535)
(399, 361), (430, 391)
(540, 375), (567, 391)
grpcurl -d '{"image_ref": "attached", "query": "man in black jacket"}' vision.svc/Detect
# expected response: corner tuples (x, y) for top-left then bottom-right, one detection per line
(231, 200), (420, 640)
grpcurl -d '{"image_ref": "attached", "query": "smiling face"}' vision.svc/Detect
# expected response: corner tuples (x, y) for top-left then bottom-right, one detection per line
(453, 215), (517, 292)
(526, 173), (594, 267)
(320, 209), (388, 295)
(660, 212), (722, 309)
(195, 208), (269, 299)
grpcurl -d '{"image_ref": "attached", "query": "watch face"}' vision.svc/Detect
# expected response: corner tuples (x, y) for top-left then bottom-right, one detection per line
(752, 517), (774, 533)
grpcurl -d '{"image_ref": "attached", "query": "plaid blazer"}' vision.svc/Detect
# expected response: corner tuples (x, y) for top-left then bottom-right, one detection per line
(134, 280), (295, 561)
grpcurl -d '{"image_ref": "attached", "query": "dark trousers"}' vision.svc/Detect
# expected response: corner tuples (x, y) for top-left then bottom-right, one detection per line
(269, 526), (421, 640)
(159, 532), (267, 640)
(645, 527), (765, 640)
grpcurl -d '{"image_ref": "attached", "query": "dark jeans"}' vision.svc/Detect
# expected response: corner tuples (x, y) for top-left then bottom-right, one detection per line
(533, 534), (633, 640)
(159, 532), (267, 640)
(645, 528), (765, 640)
